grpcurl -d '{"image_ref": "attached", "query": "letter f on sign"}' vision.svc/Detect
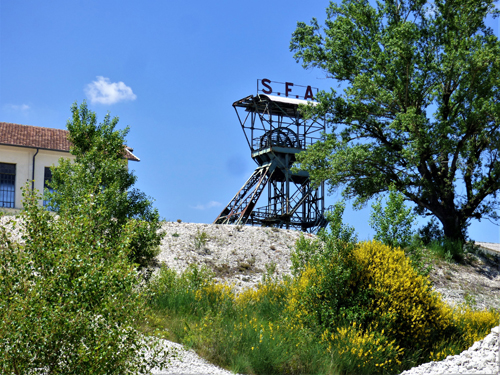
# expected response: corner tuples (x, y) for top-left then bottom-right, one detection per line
(285, 82), (293, 97)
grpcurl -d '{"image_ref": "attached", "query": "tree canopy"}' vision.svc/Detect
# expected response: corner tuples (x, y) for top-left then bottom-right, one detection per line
(291, 0), (500, 242)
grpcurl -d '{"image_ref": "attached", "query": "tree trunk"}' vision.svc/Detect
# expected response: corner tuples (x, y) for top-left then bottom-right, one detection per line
(436, 212), (467, 261)
(441, 217), (466, 243)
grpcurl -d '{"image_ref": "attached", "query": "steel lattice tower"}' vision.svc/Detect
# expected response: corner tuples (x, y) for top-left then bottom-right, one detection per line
(214, 92), (328, 233)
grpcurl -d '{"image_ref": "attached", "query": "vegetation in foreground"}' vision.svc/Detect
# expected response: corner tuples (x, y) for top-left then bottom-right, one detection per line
(0, 102), (166, 374)
(145, 204), (499, 375)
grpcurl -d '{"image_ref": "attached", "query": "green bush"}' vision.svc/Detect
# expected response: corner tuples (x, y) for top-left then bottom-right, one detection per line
(428, 237), (465, 262)
(369, 186), (416, 249)
(291, 200), (357, 277)
(0, 186), (168, 374)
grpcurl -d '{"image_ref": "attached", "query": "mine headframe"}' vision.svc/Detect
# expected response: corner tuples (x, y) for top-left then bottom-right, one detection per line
(214, 94), (328, 233)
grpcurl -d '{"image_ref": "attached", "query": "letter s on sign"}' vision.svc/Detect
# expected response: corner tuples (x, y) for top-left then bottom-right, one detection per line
(261, 79), (272, 94)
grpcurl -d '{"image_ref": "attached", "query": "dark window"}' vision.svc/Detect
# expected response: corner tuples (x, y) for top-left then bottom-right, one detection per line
(43, 167), (53, 207)
(0, 163), (16, 208)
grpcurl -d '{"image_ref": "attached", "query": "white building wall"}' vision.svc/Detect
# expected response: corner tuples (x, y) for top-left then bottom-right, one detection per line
(0, 144), (75, 209)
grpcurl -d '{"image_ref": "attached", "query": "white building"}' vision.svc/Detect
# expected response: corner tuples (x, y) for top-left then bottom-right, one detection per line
(0, 122), (139, 211)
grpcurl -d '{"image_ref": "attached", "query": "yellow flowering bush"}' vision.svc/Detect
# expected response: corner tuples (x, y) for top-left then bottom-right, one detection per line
(451, 306), (500, 347)
(322, 321), (404, 374)
(195, 282), (234, 310)
(429, 306), (500, 361)
(353, 241), (454, 348)
(286, 266), (323, 326)
(237, 279), (288, 308)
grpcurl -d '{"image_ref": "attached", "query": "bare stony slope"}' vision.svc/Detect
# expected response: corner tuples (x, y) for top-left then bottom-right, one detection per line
(430, 251), (500, 310)
(157, 222), (500, 309)
(156, 221), (306, 290)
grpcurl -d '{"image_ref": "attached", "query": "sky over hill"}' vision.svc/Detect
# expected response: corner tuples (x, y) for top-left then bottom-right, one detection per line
(1, 0), (499, 243)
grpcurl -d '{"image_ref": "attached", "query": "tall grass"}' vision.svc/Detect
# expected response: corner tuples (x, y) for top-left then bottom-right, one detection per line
(146, 264), (333, 374)
(427, 238), (466, 262)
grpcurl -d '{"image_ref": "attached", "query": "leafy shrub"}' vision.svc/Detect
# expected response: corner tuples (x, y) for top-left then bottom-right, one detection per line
(0, 186), (168, 374)
(369, 186), (416, 248)
(291, 200), (357, 277)
(289, 201), (367, 330)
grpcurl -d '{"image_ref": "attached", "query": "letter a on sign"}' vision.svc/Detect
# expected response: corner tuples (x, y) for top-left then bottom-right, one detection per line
(304, 86), (314, 100)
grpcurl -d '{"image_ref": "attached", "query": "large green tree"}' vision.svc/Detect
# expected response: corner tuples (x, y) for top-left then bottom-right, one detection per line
(48, 101), (163, 269)
(291, 0), (500, 242)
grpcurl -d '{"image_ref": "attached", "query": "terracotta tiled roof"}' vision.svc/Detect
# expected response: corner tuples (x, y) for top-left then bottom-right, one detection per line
(0, 122), (139, 162)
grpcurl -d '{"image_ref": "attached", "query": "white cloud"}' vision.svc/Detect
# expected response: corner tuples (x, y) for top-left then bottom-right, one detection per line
(84, 76), (137, 105)
(190, 201), (222, 210)
(6, 104), (30, 111)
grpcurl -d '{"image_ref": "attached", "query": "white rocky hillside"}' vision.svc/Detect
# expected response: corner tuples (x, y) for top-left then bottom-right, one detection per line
(156, 221), (306, 290)
(157, 222), (500, 307)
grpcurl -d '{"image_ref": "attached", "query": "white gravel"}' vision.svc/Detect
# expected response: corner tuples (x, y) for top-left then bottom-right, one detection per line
(156, 221), (304, 290)
(150, 340), (239, 375)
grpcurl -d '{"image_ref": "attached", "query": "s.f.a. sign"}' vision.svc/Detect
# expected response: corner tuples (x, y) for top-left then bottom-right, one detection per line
(257, 78), (317, 100)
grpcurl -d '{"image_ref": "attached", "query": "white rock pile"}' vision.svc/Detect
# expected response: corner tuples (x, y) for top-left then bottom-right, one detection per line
(156, 221), (304, 290)
(400, 327), (499, 375)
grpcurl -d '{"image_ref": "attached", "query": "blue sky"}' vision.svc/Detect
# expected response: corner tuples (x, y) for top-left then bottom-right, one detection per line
(1, 0), (499, 243)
